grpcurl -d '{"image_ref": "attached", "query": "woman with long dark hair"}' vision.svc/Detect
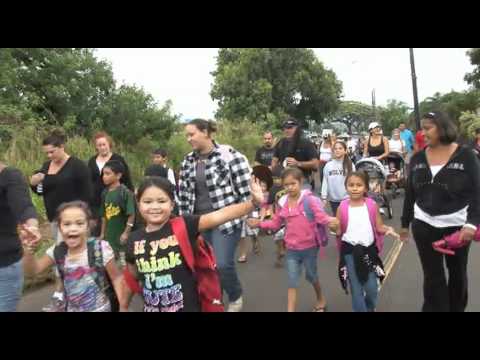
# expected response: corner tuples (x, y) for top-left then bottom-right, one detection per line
(400, 111), (480, 312)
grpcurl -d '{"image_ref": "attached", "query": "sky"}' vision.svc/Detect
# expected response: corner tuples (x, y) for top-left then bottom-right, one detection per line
(95, 48), (474, 120)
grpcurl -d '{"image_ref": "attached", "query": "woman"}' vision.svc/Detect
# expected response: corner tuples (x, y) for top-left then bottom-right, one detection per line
(318, 134), (333, 185)
(87, 131), (134, 235)
(363, 122), (390, 162)
(30, 129), (93, 311)
(0, 162), (40, 312)
(388, 128), (406, 171)
(400, 111), (480, 312)
(178, 119), (252, 312)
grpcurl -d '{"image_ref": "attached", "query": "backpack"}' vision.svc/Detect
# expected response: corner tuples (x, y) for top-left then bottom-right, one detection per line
(336, 197), (384, 254)
(101, 184), (144, 231)
(302, 195), (329, 249)
(170, 217), (224, 312)
(53, 238), (120, 312)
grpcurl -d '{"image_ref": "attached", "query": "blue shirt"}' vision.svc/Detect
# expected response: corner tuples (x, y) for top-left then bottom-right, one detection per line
(400, 129), (414, 152)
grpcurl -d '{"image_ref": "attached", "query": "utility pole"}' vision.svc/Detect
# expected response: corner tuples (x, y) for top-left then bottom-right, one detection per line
(372, 88), (376, 120)
(409, 48), (421, 131)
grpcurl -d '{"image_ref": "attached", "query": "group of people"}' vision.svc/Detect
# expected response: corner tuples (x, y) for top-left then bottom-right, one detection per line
(1, 110), (479, 312)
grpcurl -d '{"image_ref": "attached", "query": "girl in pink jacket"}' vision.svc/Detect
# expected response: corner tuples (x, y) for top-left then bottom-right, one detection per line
(248, 167), (338, 312)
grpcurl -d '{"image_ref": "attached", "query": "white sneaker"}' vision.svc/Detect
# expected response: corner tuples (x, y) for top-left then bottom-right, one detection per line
(227, 296), (243, 312)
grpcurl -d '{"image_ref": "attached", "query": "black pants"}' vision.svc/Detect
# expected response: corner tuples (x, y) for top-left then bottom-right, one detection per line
(412, 219), (471, 312)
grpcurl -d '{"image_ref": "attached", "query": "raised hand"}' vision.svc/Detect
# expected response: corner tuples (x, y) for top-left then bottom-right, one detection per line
(249, 176), (264, 206)
(19, 224), (41, 253)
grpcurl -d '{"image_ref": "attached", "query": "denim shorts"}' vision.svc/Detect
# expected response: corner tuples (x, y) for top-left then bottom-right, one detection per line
(286, 247), (319, 288)
(0, 259), (24, 312)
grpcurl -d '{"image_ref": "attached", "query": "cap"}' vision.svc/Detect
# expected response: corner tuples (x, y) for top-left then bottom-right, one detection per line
(368, 122), (381, 131)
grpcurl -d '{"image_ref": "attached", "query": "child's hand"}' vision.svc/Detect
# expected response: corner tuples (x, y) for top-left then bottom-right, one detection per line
(328, 218), (339, 231)
(247, 218), (261, 229)
(399, 228), (410, 243)
(19, 224), (41, 253)
(250, 176), (264, 206)
(120, 232), (129, 245)
(384, 226), (400, 240)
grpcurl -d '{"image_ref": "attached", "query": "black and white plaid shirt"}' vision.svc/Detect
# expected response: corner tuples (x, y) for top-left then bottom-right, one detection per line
(178, 143), (251, 235)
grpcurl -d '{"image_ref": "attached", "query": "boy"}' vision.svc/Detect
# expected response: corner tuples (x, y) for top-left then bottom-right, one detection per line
(100, 160), (136, 267)
(144, 149), (177, 187)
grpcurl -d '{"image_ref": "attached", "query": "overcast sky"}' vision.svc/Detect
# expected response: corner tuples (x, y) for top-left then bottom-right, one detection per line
(95, 48), (474, 120)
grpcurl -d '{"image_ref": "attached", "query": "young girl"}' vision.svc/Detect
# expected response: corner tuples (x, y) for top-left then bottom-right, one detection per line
(22, 201), (126, 312)
(248, 167), (339, 312)
(336, 171), (399, 312)
(122, 176), (264, 312)
(321, 141), (356, 216)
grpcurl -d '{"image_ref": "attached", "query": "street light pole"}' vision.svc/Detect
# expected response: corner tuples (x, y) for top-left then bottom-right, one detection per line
(409, 48), (421, 131)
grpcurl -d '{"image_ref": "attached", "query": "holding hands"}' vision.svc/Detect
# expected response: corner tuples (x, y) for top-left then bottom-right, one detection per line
(19, 224), (42, 254)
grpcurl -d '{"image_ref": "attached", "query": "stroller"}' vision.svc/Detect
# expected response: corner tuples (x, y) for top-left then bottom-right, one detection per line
(355, 157), (394, 219)
(385, 152), (406, 199)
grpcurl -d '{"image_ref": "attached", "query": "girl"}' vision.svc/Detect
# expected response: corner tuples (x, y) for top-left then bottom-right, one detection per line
(336, 171), (399, 312)
(248, 167), (339, 312)
(123, 176), (265, 312)
(321, 141), (356, 215)
(22, 201), (126, 312)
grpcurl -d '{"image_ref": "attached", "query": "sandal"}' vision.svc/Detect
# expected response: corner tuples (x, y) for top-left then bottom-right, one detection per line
(237, 255), (247, 263)
(313, 305), (328, 312)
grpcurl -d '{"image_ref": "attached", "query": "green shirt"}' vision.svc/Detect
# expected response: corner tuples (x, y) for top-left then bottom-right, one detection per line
(100, 186), (135, 253)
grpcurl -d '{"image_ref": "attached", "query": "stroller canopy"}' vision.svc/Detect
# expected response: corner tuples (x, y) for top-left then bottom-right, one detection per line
(356, 157), (389, 179)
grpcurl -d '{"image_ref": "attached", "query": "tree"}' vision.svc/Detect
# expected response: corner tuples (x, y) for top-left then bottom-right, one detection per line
(418, 90), (480, 124)
(100, 85), (179, 145)
(210, 48), (343, 127)
(459, 111), (480, 139)
(465, 48), (480, 89)
(328, 101), (374, 134)
(378, 99), (411, 136)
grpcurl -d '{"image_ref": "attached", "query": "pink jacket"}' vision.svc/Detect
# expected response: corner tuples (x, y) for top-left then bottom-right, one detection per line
(259, 190), (334, 250)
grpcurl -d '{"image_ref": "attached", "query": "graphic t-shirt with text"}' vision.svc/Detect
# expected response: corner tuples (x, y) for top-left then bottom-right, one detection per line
(125, 215), (201, 312)
(100, 186), (136, 253)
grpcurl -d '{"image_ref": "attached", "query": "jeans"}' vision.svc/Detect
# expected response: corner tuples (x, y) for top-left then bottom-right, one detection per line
(412, 219), (470, 312)
(286, 247), (319, 288)
(0, 260), (24, 312)
(202, 227), (242, 302)
(344, 254), (378, 312)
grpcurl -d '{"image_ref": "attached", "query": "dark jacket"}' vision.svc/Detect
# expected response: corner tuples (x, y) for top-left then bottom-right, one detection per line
(87, 153), (134, 212)
(401, 145), (480, 228)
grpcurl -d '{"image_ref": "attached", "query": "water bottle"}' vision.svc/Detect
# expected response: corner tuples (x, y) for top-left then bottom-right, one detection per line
(37, 182), (43, 194)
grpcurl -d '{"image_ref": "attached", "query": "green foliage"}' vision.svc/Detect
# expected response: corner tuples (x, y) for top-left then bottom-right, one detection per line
(211, 48), (343, 126)
(378, 100), (412, 136)
(459, 111), (480, 139)
(328, 101), (375, 134)
(418, 90), (480, 124)
(465, 48), (480, 89)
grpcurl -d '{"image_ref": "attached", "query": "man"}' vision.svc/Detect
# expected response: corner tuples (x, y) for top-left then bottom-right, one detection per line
(271, 117), (319, 190)
(254, 131), (275, 168)
(145, 148), (177, 187)
(399, 122), (415, 161)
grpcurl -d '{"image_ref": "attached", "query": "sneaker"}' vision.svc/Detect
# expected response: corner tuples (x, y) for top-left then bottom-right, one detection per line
(227, 296), (243, 312)
(42, 292), (66, 312)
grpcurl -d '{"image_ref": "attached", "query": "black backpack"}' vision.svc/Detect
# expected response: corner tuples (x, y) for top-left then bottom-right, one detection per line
(53, 238), (120, 312)
(101, 184), (144, 231)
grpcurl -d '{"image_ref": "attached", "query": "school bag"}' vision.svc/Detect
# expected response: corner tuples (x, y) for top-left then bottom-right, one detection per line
(53, 238), (120, 312)
(123, 217), (225, 312)
(170, 217), (224, 312)
(101, 184), (144, 231)
(336, 197), (385, 254)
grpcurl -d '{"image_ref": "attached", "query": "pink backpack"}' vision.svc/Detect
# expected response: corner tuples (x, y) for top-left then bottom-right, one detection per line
(337, 197), (384, 253)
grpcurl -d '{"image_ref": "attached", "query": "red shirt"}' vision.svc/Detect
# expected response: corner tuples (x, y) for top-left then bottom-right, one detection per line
(415, 130), (427, 150)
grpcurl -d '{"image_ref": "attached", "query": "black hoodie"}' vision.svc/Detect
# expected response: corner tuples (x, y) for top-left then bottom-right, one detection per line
(401, 145), (480, 228)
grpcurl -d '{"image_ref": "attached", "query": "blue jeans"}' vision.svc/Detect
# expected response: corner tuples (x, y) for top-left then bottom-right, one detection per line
(0, 260), (24, 312)
(330, 201), (340, 216)
(344, 254), (378, 312)
(286, 247), (319, 288)
(202, 227), (242, 302)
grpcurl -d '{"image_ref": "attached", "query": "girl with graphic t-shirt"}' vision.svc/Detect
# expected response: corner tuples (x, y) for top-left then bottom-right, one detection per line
(22, 201), (126, 312)
(123, 176), (265, 312)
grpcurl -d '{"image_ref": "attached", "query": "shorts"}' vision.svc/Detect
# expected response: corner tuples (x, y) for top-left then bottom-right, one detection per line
(241, 219), (259, 238)
(286, 247), (319, 288)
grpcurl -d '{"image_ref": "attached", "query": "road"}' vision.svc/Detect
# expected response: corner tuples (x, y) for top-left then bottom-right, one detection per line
(18, 191), (480, 312)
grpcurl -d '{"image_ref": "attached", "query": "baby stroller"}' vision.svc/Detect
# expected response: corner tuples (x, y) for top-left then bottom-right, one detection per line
(385, 152), (406, 199)
(355, 157), (393, 219)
